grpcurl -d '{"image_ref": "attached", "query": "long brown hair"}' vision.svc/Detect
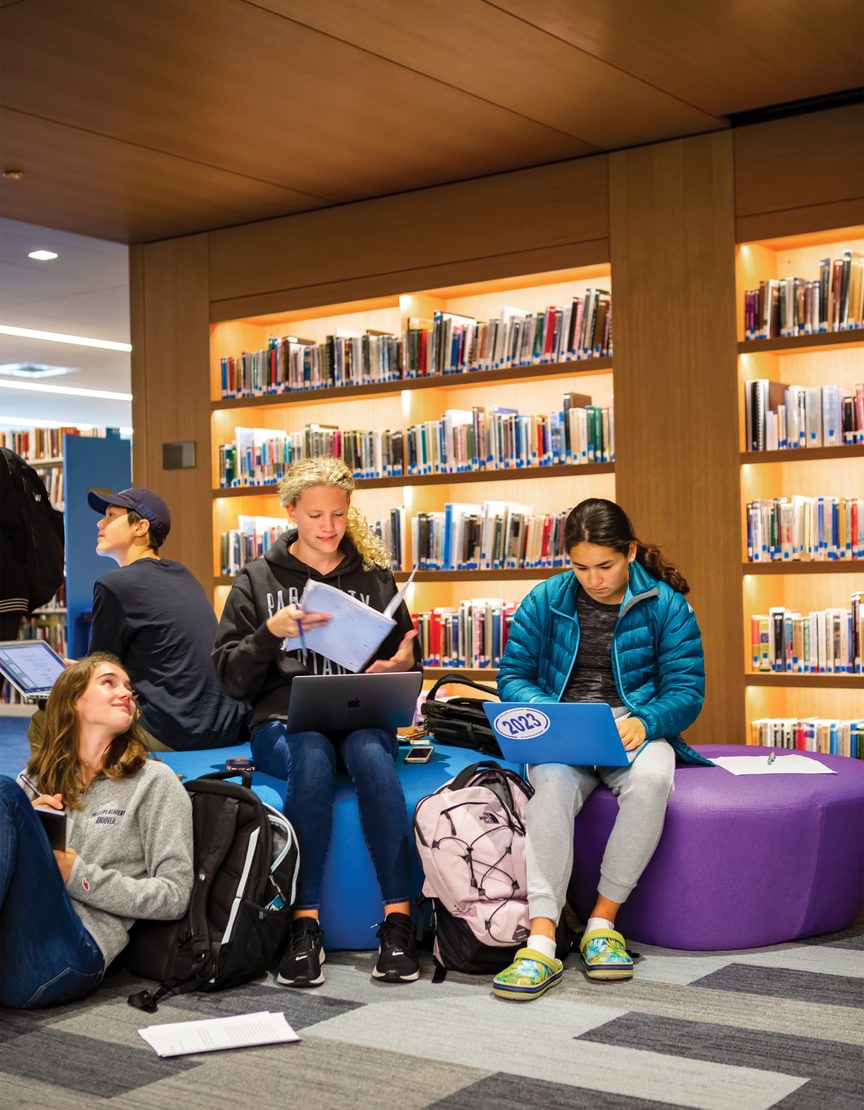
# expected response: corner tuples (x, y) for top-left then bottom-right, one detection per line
(25, 653), (148, 810)
(564, 498), (690, 594)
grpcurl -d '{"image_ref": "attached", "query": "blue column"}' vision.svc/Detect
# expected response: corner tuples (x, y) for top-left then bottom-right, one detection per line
(63, 435), (132, 658)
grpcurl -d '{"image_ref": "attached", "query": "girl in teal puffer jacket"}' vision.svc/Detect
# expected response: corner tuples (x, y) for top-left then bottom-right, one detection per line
(492, 498), (705, 1001)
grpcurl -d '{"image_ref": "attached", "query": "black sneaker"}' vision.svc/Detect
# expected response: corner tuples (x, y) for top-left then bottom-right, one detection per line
(372, 912), (420, 982)
(277, 917), (325, 987)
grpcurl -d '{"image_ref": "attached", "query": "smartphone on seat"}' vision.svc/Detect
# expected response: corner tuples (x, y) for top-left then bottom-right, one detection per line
(404, 745), (434, 764)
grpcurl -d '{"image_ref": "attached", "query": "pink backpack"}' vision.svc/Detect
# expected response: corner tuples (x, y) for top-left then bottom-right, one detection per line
(413, 761), (534, 976)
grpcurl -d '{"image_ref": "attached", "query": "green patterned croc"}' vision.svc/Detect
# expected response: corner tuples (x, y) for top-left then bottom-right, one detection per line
(579, 928), (634, 980)
(491, 947), (564, 1001)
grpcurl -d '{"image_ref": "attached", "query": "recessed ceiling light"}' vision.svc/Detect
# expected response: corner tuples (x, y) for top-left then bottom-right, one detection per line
(0, 379), (131, 401)
(0, 362), (78, 379)
(28, 250), (59, 261)
(0, 324), (131, 352)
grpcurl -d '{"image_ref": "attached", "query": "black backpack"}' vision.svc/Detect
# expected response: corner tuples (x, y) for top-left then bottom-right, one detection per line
(420, 674), (503, 758)
(0, 448), (65, 611)
(126, 770), (298, 1012)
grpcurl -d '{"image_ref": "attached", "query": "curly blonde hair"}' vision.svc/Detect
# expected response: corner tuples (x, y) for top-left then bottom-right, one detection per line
(278, 456), (391, 570)
(26, 653), (148, 811)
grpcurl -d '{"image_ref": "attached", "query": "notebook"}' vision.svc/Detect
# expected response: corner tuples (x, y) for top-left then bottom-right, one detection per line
(285, 671), (423, 733)
(483, 701), (631, 766)
(0, 640), (66, 700)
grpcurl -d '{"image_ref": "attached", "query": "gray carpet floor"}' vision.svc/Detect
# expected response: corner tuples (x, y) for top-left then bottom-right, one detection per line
(2, 914), (862, 1109)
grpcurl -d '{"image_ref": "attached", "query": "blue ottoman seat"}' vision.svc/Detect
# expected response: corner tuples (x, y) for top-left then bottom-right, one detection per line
(158, 744), (519, 950)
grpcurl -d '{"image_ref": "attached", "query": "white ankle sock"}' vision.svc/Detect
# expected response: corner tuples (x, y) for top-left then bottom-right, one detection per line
(585, 916), (615, 936)
(526, 933), (557, 961)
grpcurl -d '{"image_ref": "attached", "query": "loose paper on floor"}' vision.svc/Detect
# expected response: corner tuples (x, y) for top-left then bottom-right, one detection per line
(712, 754), (836, 776)
(138, 1011), (299, 1057)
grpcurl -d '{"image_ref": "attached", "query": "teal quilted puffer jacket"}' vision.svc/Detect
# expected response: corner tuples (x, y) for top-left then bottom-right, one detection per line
(497, 560), (709, 765)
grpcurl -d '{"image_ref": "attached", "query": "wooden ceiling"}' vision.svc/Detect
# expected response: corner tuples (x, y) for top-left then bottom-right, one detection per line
(0, 0), (861, 244)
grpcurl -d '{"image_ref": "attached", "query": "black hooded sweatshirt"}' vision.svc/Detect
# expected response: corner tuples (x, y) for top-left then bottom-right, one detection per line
(213, 531), (420, 731)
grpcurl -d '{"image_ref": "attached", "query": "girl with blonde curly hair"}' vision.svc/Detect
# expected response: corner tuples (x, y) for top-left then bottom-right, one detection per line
(214, 456), (421, 989)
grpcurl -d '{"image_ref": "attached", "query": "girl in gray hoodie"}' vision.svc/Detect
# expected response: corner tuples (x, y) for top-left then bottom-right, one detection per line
(1, 653), (193, 1008)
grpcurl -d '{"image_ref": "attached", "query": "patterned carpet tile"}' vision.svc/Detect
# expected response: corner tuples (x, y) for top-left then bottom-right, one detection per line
(429, 1072), (684, 1109)
(1, 913), (861, 1108)
(0, 1027), (199, 1095)
(630, 942), (863, 988)
(586, 979), (864, 1047)
(145, 979), (364, 1030)
(306, 993), (807, 1110)
(798, 923), (864, 951)
(690, 965), (864, 1009)
(579, 1012), (862, 1101)
(139, 1037), (487, 1110)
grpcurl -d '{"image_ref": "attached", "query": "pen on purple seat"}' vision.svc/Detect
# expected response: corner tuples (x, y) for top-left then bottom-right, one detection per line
(767, 752), (776, 765)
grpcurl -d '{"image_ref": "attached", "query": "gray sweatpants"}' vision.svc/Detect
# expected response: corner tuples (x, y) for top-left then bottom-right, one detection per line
(524, 738), (676, 922)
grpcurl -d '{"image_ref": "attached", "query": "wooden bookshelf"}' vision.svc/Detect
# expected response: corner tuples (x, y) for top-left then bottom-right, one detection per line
(210, 266), (617, 669)
(213, 461), (614, 496)
(131, 114), (863, 747)
(743, 562), (863, 574)
(0, 434), (132, 713)
(741, 446), (864, 464)
(736, 227), (864, 740)
(746, 673), (862, 689)
(215, 566), (566, 588)
(737, 332), (863, 355)
(212, 356), (613, 411)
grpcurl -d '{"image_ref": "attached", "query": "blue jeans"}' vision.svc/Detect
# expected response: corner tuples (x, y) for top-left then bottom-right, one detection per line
(0, 777), (105, 1009)
(251, 724), (410, 910)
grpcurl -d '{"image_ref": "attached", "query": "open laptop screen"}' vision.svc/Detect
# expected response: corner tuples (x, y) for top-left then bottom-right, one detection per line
(483, 701), (631, 766)
(0, 640), (66, 699)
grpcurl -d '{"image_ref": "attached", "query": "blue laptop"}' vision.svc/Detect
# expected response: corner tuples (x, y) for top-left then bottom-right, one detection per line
(483, 701), (631, 766)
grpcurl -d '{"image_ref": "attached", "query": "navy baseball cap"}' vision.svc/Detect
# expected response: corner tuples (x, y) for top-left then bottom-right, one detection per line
(87, 487), (171, 545)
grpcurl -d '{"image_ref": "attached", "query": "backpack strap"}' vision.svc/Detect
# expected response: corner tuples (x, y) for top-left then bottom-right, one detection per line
(127, 975), (210, 1013)
(446, 760), (505, 792)
(425, 673), (498, 703)
(126, 792), (240, 1013)
(199, 768), (254, 790)
(445, 763), (533, 834)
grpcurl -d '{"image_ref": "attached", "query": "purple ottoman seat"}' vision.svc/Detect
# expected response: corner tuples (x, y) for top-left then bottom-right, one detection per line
(566, 745), (864, 951)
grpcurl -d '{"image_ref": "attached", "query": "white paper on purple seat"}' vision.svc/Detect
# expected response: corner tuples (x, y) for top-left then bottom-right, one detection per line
(713, 754), (836, 775)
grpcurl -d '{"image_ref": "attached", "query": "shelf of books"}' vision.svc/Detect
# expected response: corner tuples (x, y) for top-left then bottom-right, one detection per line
(0, 427), (75, 712)
(0, 426), (132, 712)
(736, 227), (863, 758)
(210, 265), (615, 677)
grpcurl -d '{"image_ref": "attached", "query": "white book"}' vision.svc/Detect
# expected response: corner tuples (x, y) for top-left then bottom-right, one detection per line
(805, 387), (823, 446)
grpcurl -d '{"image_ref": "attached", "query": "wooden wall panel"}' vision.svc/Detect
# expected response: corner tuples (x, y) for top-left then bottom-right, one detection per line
(130, 235), (212, 588)
(610, 132), (743, 744)
(735, 104), (864, 240)
(208, 157), (610, 307)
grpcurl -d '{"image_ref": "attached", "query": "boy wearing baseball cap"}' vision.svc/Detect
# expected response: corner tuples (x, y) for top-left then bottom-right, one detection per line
(82, 487), (247, 751)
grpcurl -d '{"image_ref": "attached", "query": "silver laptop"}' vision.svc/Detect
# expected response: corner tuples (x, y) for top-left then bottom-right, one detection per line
(286, 671), (423, 733)
(484, 701), (631, 766)
(0, 640), (66, 700)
